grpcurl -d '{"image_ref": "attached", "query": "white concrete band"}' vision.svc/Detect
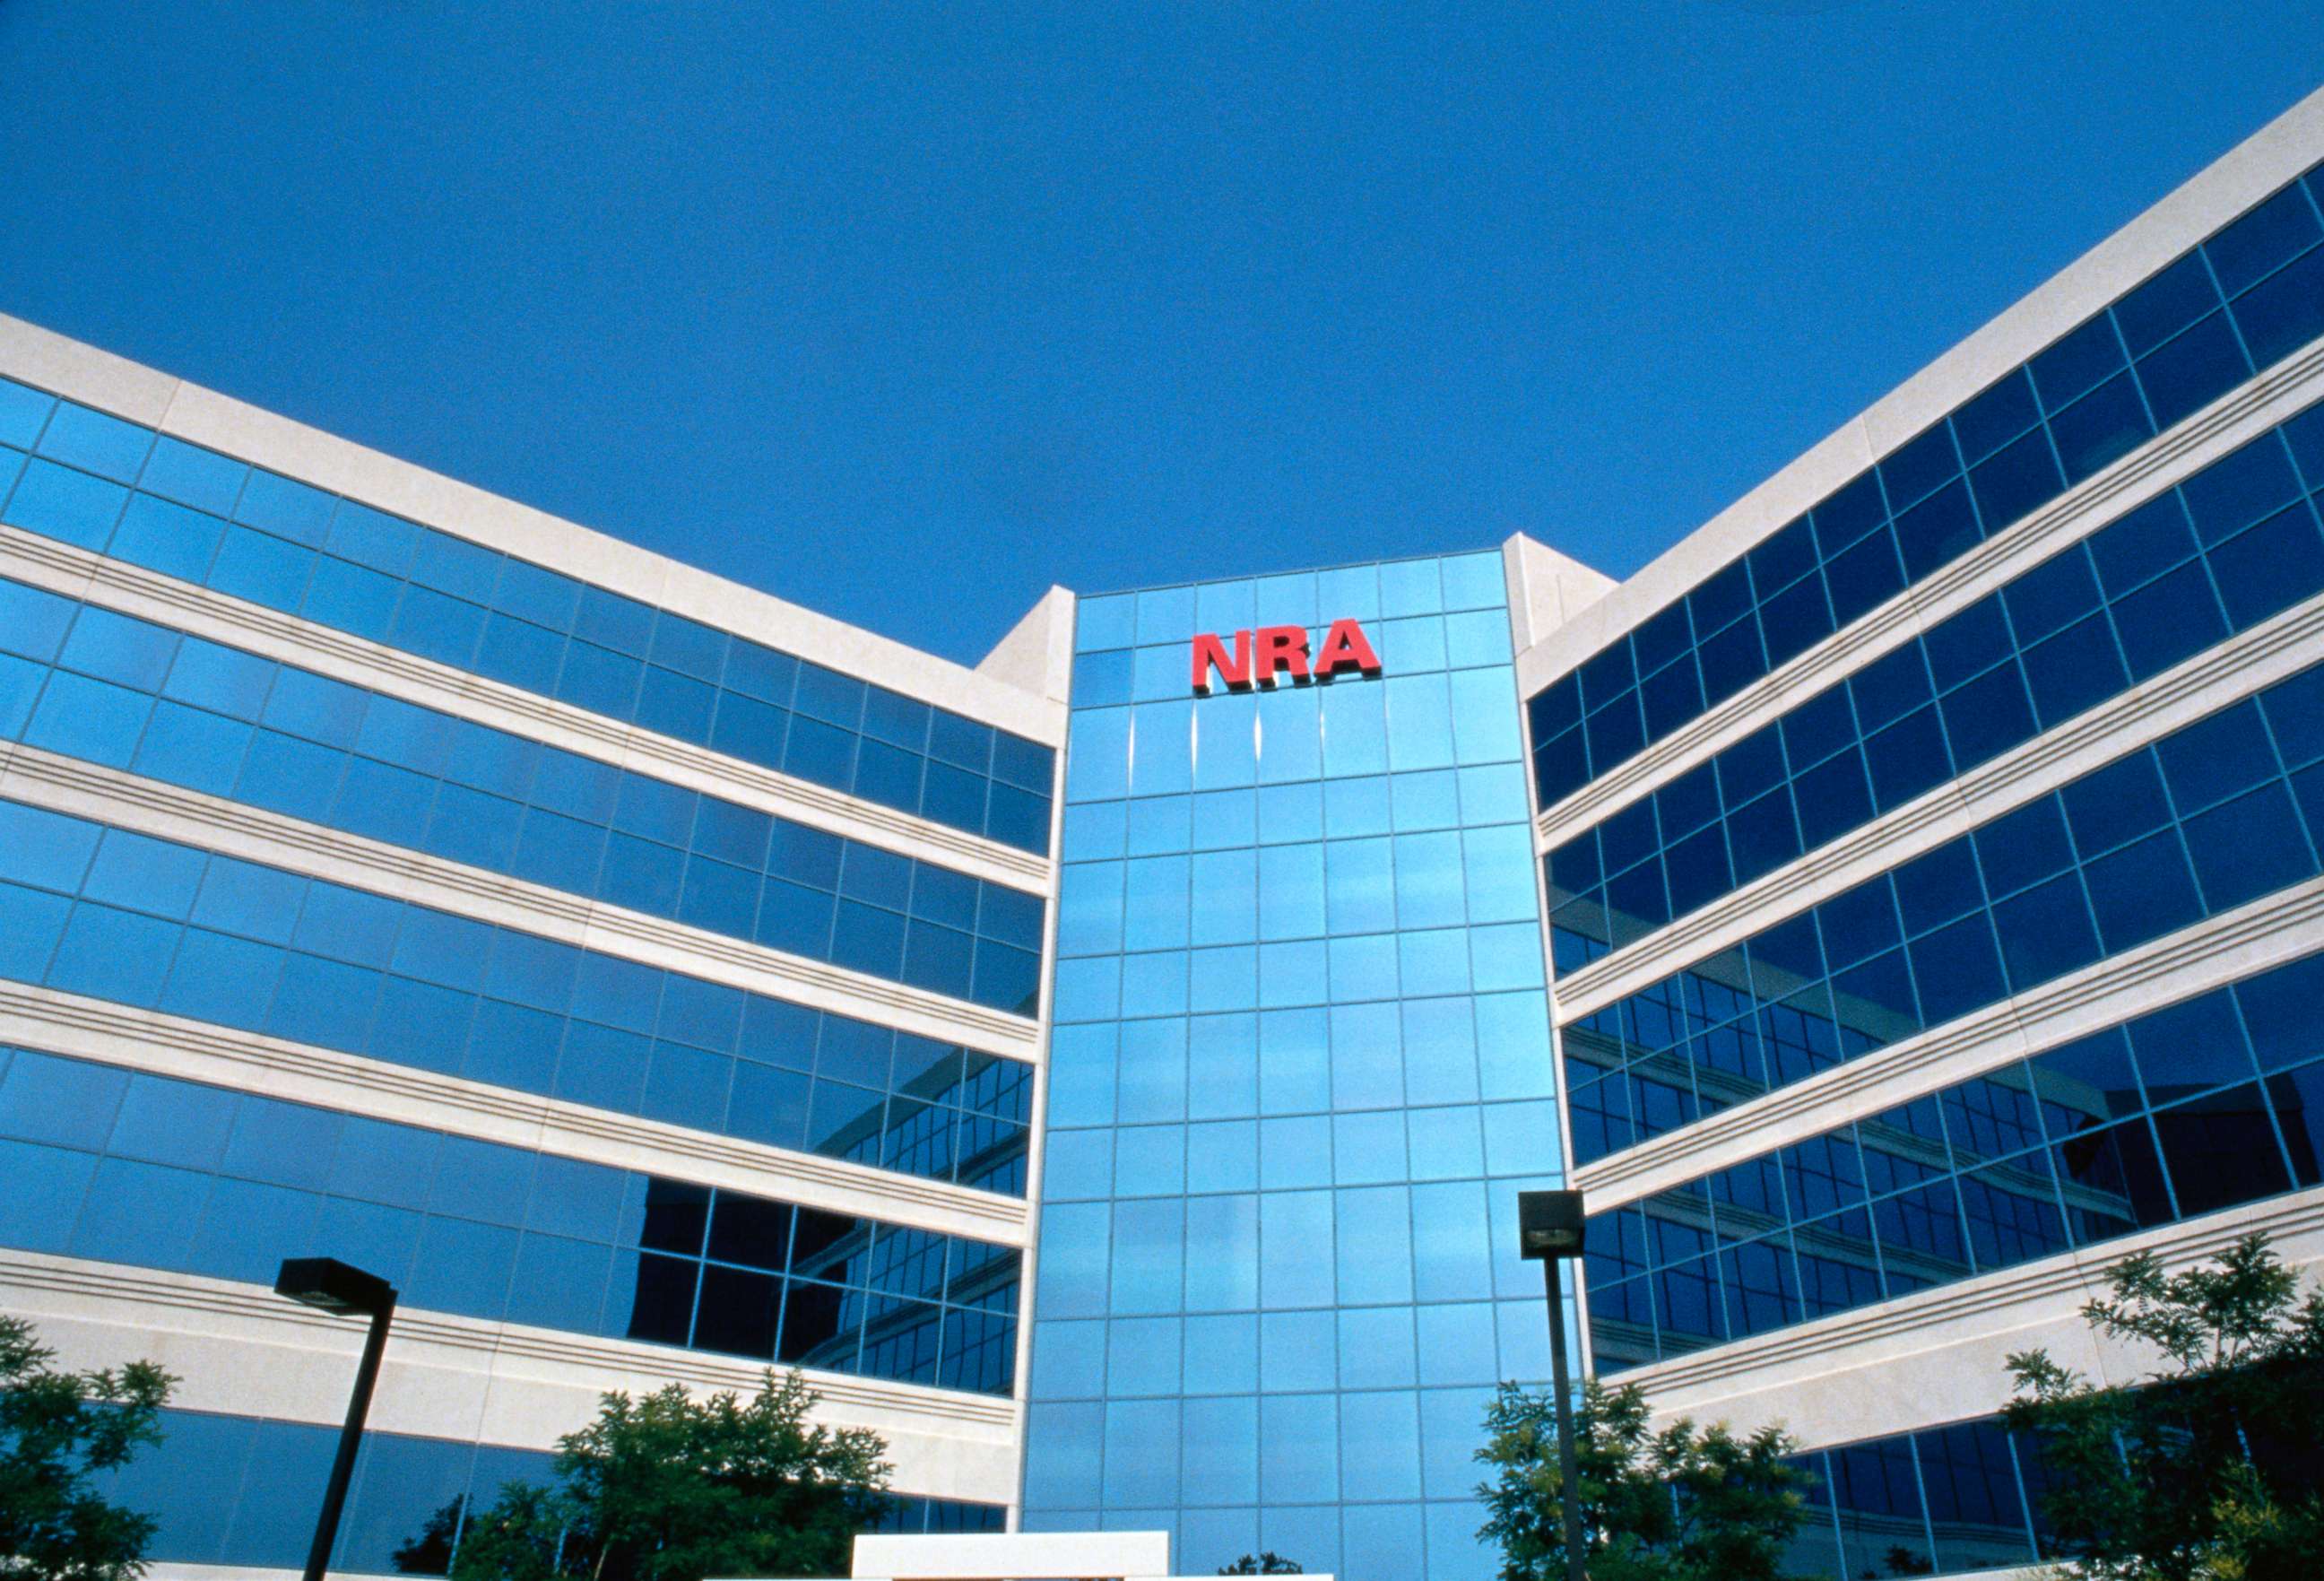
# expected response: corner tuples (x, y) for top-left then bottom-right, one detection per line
(4, 1250), (1022, 1505)
(1573, 881), (2324, 1211)
(0, 979), (1030, 1246)
(0, 737), (1042, 1062)
(1551, 581), (2324, 1021)
(0, 314), (1066, 744)
(1624, 1188), (2324, 1453)
(1513, 82), (2324, 698)
(0, 523), (1054, 894)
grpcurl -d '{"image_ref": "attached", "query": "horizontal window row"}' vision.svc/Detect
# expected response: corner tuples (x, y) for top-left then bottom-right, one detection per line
(1077, 607), (1513, 711)
(1036, 1174), (1558, 1323)
(1031, 1305), (1560, 1408)
(0, 1047), (1018, 1394)
(1061, 824), (1539, 959)
(1073, 553), (1510, 653)
(0, 805), (1032, 1194)
(1045, 993), (1559, 1131)
(1064, 666), (1524, 804)
(1776, 1414), (2060, 1580)
(1060, 763), (1532, 861)
(1530, 158), (2324, 808)
(1562, 658), (2324, 1168)
(0, 384), (1053, 852)
(1052, 922), (1548, 1024)
(1024, 1508), (1504, 1581)
(1027, 1386), (1540, 1526)
(117, 1404), (1002, 1580)
(0, 578), (1046, 1012)
(1582, 953), (2324, 1366)
(1548, 409), (2324, 950)
(1025, 1402), (2055, 1581)
(100, 1405), (1000, 1580)
(1044, 1098), (1559, 1202)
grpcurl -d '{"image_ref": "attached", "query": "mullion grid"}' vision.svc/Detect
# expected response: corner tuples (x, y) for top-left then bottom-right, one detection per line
(1548, 406), (2324, 972)
(1564, 652), (2324, 1172)
(0, 387), (1054, 853)
(1529, 158), (2324, 812)
(1583, 951), (2323, 1372)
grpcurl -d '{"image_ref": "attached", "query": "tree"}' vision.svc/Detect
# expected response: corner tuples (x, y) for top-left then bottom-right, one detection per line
(441, 1369), (892, 1581)
(1217, 1556), (1304, 1575)
(2002, 1232), (2324, 1581)
(0, 1314), (177, 1581)
(1475, 1377), (1816, 1581)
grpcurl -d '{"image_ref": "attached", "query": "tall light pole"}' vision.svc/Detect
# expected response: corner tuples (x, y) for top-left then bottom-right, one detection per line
(276, 1257), (399, 1581)
(1516, 1188), (1588, 1581)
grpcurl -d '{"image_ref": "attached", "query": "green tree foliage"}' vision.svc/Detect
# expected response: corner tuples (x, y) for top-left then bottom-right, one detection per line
(1217, 1556), (1304, 1575)
(1475, 1377), (1815, 1581)
(2002, 1232), (2324, 1581)
(0, 1315), (177, 1581)
(441, 1369), (891, 1581)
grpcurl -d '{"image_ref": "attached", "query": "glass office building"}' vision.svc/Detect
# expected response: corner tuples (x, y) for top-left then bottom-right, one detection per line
(1022, 555), (1566, 1576)
(0, 317), (1071, 1568)
(4, 81), (2324, 1581)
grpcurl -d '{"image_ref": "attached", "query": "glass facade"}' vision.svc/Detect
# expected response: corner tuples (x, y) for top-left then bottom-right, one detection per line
(1565, 656), (2324, 1168)
(1025, 552), (1565, 1580)
(0, 1047), (1020, 1393)
(1586, 951), (2324, 1368)
(1527, 158), (2324, 811)
(0, 354), (1060, 1549)
(1548, 404), (2324, 963)
(0, 801), (1033, 1194)
(0, 376), (1055, 855)
(0, 574), (1045, 1016)
(93, 1405), (1002, 1577)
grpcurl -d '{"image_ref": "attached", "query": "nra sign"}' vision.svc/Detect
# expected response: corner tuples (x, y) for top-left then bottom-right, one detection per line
(1192, 619), (1382, 696)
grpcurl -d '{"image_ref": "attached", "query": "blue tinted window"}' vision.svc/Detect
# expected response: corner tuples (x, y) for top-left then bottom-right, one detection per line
(1528, 169), (2324, 807)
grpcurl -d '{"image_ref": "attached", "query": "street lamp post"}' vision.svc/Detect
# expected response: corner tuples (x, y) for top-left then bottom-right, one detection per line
(276, 1257), (400, 1581)
(1516, 1188), (1588, 1581)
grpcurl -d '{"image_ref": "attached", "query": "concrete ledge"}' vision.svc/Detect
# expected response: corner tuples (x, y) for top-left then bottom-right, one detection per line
(0, 523), (1054, 893)
(0, 738), (1043, 1061)
(1573, 881), (2324, 1208)
(0, 312), (1065, 743)
(1622, 1189), (2324, 1452)
(1531, 326), (2324, 841)
(0, 979), (1030, 1245)
(6, 1252), (1022, 1503)
(1514, 83), (2324, 691)
(1550, 579), (2324, 1020)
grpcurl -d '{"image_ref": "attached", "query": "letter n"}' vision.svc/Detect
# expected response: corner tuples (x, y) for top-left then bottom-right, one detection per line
(1192, 630), (1253, 695)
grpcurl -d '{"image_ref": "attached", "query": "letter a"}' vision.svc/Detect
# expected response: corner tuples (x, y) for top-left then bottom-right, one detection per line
(1313, 618), (1383, 681)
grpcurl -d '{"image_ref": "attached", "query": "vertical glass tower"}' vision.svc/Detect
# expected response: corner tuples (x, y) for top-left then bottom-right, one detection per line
(1023, 552), (1571, 1579)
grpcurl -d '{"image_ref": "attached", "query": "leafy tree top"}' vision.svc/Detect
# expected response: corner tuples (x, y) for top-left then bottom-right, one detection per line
(1217, 1556), (1304, 1574)
(0, 1314), (177, 1581)
(1475, 1377), (1815, 1581)
(2003, 1231), (2324, 1581)
(444, 1368), (891, 1581)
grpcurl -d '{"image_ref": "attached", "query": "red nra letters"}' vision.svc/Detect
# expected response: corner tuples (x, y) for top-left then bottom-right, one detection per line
(1191, 620), (1383, 695)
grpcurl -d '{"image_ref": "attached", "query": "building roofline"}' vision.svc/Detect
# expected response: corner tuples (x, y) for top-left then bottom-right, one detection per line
(1513, 80), (2324, 696)
(0, 311), (1067, 743)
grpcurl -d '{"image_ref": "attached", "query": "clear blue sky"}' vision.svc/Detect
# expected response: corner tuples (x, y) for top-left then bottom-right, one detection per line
(5, 2), (2322, 666)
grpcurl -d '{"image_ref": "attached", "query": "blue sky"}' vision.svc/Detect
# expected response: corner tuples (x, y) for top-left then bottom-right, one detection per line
(4, 2), (2322, 665)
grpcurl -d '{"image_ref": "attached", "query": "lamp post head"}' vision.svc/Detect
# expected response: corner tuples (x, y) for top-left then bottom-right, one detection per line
(275, 1257), (397, 1318)
(1517, 1188), (1587, 1261)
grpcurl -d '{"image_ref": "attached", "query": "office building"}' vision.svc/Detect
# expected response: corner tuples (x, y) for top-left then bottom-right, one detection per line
(3, 78), (2324, 1581)
(0, 312), (1073, 1559)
